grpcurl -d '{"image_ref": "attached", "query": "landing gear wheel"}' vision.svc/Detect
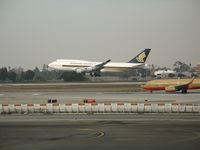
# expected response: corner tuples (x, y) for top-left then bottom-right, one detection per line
(182, 88), (187, 93)
(90, 73), (93, 77)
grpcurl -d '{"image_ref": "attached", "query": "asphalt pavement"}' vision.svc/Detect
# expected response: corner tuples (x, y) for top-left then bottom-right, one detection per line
(1, 91), (200, 104)
(0, 115), (200, 150)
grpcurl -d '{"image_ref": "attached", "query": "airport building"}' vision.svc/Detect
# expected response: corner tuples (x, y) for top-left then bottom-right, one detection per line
(154, 70), (176, 78)
(196, 63), (200, 76)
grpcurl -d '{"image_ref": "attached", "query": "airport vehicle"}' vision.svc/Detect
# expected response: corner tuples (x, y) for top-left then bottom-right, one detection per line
(48, 48), (151, 77)
(141, 78), (200, 93)
(83, 99), (96, 103)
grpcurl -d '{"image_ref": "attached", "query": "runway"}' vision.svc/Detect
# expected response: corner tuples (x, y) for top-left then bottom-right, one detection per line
(0, 82), (144, 86)
(0, 115), (200, 150)
(0, 91), (200, 104)
(1, 88), (200, 149)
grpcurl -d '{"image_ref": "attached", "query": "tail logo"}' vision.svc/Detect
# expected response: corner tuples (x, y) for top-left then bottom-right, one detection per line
(136, 52), (146, 63)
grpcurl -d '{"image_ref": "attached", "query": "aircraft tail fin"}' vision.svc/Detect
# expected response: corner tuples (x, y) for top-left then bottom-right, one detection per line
(128, 48), (151, 63)
(188, 77), (195, 85)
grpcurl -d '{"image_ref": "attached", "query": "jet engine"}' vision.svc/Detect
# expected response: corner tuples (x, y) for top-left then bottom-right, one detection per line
(76, 68), (84, 73)
(76, 67), (95, 73)
(165, 86), (176, 92)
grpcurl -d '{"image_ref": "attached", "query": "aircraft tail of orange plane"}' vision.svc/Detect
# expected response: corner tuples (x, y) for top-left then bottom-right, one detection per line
(141, 78), (200, 93)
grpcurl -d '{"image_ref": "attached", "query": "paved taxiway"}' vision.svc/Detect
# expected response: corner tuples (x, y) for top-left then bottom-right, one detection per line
(0, 82), (144, 86)
(0, 87), (200, 149)
(0, 114), (200, 150)
(0, 90), (200, 104)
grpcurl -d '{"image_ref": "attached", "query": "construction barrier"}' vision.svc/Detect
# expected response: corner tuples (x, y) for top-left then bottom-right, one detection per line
(0, 103), (200, 114)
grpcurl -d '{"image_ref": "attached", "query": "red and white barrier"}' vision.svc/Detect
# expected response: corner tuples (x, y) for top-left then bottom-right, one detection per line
(0, 103), (200, 114)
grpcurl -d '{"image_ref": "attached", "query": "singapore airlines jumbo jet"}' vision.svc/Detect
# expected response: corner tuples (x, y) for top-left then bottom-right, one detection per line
(48, 48), (151, 77)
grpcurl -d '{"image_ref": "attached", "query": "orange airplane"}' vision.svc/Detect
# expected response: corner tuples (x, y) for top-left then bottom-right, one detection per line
(141, 78), (200, 93)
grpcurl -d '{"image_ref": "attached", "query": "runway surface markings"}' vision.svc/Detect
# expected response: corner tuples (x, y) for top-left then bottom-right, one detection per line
(78, 128), (105, 139)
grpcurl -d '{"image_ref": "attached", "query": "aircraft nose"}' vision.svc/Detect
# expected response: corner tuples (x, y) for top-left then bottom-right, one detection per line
(48, 62), (54, 68)
(141, 84), (146, 89)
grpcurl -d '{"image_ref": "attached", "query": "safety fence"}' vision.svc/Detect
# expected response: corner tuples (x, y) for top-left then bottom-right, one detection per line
(0, 103), (200, 114)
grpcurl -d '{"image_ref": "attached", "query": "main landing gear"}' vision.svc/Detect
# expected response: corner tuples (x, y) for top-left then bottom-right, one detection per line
(182, 88), (187, 93)
(90, 72), (101, 77)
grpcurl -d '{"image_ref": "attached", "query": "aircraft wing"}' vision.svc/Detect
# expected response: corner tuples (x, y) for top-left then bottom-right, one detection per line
(174, 77), (194, 89)
(94, 59), (111, 70)
(165, 78), (195, 92)
(89, 59), (111, 76)
(75, 59), (111, 75)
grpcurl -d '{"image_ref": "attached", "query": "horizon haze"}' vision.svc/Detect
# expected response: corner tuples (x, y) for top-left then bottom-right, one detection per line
(0, 0), (200, 70)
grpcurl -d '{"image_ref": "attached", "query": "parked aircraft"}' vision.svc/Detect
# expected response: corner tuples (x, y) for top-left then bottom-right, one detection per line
(141, 78), (200, 93)
(48, 48), (151, 77)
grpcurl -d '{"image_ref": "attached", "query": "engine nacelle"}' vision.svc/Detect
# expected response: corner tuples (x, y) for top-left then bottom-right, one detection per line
(165, 86), (176, 92)
(76, 68), (84, 73)
(85, 67), (94, 72)
(76, 67), (95, 73)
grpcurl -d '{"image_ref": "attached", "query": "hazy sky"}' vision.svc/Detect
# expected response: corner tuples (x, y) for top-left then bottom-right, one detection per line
(0, 0), (200, 70)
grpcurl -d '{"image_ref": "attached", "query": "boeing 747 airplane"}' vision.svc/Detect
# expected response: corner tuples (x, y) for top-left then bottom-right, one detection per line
(48, 48), (151, 77)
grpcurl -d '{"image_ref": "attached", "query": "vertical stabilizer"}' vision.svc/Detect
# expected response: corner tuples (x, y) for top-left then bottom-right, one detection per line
(128, 48), (151, 63)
